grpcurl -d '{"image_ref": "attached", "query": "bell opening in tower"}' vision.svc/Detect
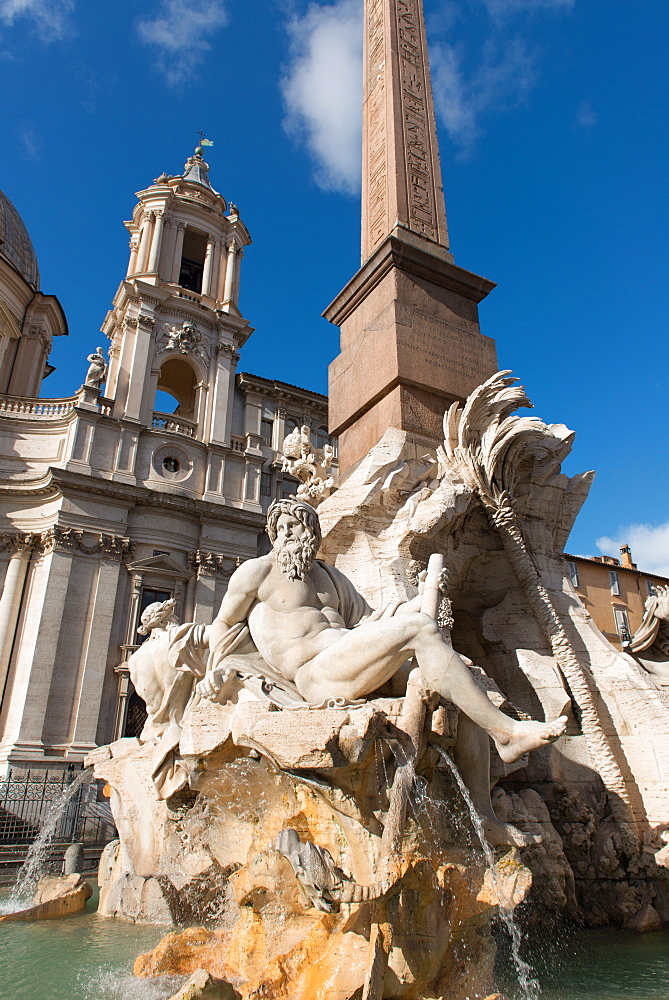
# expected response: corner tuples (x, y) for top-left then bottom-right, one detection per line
(156, 358), (197, 420)
(179, 227), (207, 293)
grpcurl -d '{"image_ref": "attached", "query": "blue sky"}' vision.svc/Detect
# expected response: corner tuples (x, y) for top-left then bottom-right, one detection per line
(1, 0), (667, 570)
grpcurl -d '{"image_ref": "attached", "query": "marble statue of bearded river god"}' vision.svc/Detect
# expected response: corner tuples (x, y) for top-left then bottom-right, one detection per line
(88, 486), (567, 1000)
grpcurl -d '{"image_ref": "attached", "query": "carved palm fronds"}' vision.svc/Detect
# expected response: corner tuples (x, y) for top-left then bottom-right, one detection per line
(441, 372), (638, 848)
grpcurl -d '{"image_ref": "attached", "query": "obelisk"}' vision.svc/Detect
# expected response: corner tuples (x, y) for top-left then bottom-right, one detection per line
(325, 0), (498, 474)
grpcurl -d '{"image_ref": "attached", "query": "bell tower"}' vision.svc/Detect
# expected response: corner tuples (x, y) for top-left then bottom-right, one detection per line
(103, 146), (252, 447)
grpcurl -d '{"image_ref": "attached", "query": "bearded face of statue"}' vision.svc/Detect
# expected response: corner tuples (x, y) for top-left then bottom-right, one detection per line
(272, 513), (319, 580)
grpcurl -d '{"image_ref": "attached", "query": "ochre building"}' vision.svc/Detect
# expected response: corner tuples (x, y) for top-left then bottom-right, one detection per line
(565, 545), (668, 649)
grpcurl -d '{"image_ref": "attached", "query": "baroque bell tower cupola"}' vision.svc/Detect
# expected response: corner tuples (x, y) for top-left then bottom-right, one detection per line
(103, 144), (252, 447)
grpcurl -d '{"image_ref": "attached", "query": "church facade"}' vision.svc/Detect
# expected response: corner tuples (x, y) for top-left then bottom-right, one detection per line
(0, 151), (333, 775)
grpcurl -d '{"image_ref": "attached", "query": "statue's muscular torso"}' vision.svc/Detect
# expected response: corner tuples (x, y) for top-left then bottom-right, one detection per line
(216, 555), (363, 680)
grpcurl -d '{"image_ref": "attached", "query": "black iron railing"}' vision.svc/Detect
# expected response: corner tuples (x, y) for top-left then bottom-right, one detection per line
(0, 768), (115, 845)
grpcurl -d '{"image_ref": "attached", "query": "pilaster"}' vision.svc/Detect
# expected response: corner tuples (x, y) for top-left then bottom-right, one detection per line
(0, 528), (132, 765)
(208, 343), (239, 446)
(0, 537), (74, 759)
(69, 554), (124, 752)
(0, 534), (36, 707)
(124, 313), (156, 421)
(188, 550), (233, 625)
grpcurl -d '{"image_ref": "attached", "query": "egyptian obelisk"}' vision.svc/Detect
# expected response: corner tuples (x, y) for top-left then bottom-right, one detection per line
(325, 0), (498, 474)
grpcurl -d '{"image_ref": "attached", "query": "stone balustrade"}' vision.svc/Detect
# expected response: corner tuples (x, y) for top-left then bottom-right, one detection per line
(0, 394), (77, 419)
(229, 435), (245, 453)
(151, 411), (197, 438)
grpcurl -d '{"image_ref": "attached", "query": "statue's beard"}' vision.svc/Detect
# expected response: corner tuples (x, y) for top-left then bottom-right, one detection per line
(274, 533), (318, 580)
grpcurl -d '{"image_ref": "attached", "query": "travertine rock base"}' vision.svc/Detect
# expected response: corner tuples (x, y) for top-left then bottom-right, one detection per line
(134, 854), (525, 1000)
(0, 873), (92, 922)
(90, 695), (531, 999)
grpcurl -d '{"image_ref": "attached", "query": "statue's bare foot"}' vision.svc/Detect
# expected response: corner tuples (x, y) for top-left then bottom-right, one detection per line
(493, 716), (567, 764)
(481, 814), (542, 848)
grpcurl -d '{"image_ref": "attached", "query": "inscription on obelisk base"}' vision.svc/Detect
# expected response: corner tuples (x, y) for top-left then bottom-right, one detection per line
(325, 0), (498, 475)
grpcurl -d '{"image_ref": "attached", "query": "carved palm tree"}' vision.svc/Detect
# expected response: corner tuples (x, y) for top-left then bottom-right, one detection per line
(439, 371), (637, 846)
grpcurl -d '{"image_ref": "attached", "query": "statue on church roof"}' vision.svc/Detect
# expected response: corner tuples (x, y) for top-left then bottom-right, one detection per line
(84, 346), (107, 389)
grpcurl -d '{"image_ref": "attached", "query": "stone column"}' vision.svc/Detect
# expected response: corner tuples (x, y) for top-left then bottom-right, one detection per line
(127, 237), (140, 277)
(171, 222), (187, 283)
(0, 537), (33, 703)
(216, 239), (228, 300)
(201, 235), (216, 297)
(211, 239), (222, 301)
(194, 381), (209, 439)
(233, 248), (243, 305)
(147, 210), (165, 273)
(223, 242), (237, 302)
(135, 213), (153, 273)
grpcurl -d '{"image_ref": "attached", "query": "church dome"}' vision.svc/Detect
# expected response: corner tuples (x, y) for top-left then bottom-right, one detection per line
(0, 190), (40, 289)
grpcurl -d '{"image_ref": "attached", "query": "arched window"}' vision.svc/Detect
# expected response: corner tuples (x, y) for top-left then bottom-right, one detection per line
(179, 228), (207, 293)
(155, 358), (197, 420)
(316, 426), (335, 455)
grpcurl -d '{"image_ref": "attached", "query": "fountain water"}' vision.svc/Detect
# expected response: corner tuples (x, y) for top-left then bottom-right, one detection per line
(436, 746), (540, 1000)
(5, 766), (94, 911)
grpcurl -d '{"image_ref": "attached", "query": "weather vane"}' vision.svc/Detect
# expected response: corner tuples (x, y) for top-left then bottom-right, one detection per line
(195, 130), (214, 154)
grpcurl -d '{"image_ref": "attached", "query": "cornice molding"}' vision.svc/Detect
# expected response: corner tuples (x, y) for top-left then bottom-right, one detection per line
(40, 525), (134, 560)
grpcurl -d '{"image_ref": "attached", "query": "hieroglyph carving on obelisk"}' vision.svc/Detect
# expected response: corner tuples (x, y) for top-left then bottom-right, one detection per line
(362, 0), (450, 261)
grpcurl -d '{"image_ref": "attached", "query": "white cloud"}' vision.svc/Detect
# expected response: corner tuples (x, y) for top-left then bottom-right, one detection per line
(18, 121), (41, 159)
(0, 0), (74, 42)
(281, 0), (362, 194)
(431, 37), (535, 158)
(279, 0), (573, 189)
(137, 0), (228, 87)
(596, 522), (669, 579)
(573, 99), (597, 130)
